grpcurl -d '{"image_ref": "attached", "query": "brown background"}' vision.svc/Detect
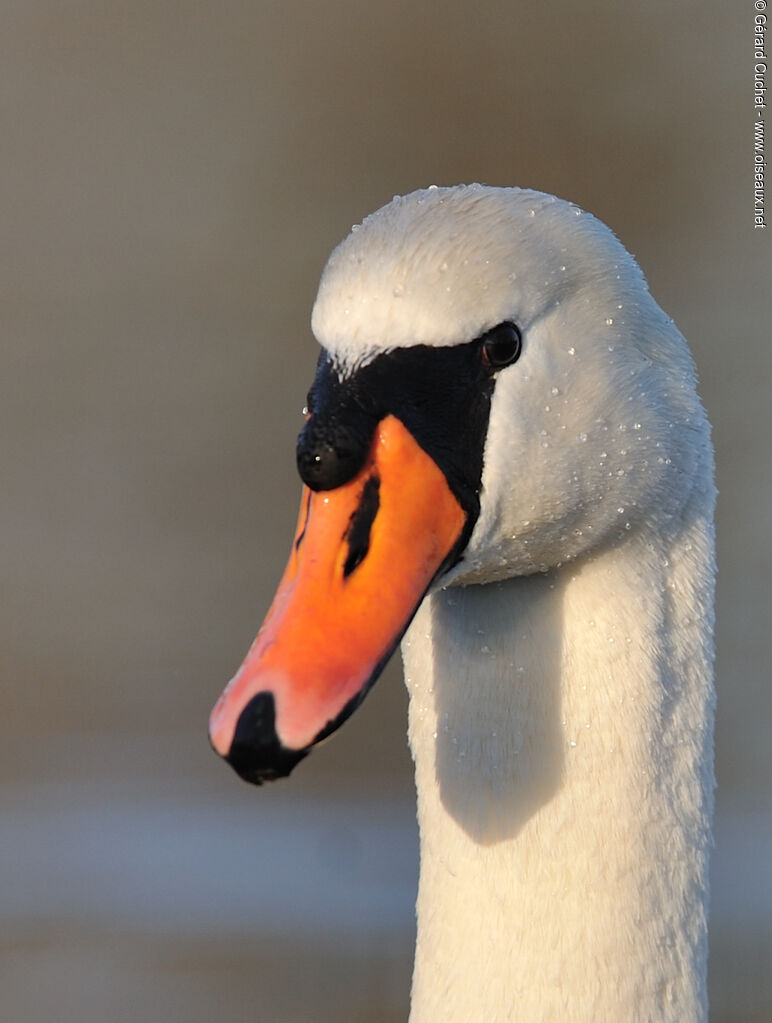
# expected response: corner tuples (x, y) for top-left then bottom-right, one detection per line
(2, 2), (769, 1021)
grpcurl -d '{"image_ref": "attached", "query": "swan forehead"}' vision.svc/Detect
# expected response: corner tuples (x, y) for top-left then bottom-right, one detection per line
(311, 185), (637, 368)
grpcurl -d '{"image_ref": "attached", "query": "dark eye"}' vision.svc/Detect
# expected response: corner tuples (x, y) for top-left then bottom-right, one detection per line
(481, 322), (522, 370)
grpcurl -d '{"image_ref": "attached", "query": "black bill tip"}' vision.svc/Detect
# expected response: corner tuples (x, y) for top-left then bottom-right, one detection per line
(220, 691), (309, 785)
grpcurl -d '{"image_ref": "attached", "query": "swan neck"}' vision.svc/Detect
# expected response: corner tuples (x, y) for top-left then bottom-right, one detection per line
(402, 504), (715, 1022)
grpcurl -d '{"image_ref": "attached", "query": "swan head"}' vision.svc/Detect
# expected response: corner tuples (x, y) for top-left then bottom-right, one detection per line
(210, 185), (707, 782)
(313, 184), (703, 582)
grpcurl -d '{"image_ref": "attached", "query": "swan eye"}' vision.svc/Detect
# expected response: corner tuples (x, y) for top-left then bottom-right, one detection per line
(481, 322), (522, 370)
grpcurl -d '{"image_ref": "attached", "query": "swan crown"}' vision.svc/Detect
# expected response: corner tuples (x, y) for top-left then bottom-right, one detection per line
(311, 184), (649, 369)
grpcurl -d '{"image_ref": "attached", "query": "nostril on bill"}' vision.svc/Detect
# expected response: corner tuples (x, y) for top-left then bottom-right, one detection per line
(343, 475), (380, 577)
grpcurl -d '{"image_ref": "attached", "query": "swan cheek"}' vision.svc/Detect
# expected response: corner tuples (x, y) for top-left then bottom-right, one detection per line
(208, 414), (467, 785)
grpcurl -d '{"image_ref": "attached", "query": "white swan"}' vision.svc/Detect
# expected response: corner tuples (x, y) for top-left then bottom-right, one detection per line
(210, 185), (716, 1022)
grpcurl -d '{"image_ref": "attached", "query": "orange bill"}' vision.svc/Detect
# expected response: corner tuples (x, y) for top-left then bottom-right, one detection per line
(208, 414), (467, 783)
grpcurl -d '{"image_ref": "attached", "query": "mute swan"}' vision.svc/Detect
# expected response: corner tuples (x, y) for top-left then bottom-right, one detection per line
(209, 185), (716, 1022)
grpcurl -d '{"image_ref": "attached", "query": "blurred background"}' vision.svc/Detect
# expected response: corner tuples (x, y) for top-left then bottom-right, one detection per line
(1, 2), (769, 1020)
